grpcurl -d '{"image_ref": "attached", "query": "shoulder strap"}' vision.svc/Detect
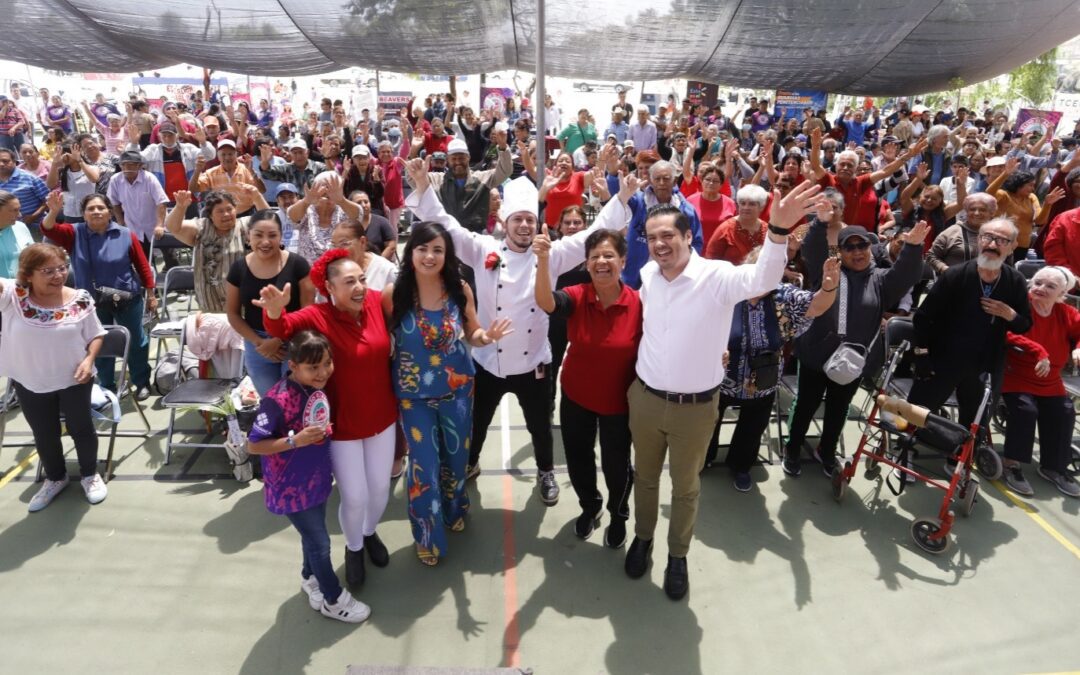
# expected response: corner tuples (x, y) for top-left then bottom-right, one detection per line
(838, 272), (848, 338)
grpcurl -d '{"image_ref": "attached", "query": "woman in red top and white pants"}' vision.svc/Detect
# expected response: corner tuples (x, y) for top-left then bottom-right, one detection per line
(1002, 265), (1080, 498)
(534, 227), (642, 548)
(256, 249), (398, 587)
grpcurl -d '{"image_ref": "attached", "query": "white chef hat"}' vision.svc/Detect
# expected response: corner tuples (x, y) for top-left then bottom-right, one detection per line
(498, 176), (538, 222)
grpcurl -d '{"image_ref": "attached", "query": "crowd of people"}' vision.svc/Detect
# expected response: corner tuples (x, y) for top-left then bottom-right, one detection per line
(3, 82), (1080, 623)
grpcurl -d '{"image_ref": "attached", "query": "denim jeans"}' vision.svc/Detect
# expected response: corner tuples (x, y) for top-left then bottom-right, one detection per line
(284, 501), (342, 605)
(244, 331), (289, 397)
(0, 132), (26, 153)
(95, 294), (151, 390)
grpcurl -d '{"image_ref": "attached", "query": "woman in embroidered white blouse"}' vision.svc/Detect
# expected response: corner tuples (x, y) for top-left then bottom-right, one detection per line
(0, 243), (107, 512)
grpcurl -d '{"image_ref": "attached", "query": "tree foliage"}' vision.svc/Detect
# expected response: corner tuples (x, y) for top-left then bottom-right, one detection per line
(1008, 48), (1058, 106)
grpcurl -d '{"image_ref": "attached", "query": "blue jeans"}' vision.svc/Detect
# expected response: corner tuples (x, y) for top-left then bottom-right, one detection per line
(284, 501), (342, 605)
(0, 132), (25, 153)
(95, 294), (151, 390)
(244, 331), (289, 396)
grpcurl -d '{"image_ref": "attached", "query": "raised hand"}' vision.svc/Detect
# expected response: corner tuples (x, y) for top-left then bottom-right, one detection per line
(251, 282), (292, 319)
(403, 157), (430, 191)
(46, 189), (64, 213)
(901, 219), (931, 246)
(1005, 156), (1020, 175)
(173, 190), (194, 210)
(532, 224), (552, 260)
(127, 122), (141, 144)
(769, 180), (824, 231)
(195, 154), (207, 172)
(590, 169), (611, 202)
(259, 143), (273, 164)
(485, 317), (514, 342)
(915, 162), (929, 182)
(1044, 186), (1067, 206)
(618, 170), (641, 205)
(821, 256), (841, 289)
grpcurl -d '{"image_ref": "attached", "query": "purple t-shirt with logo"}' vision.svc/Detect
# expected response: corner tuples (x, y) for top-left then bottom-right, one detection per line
(248, 377), (333, 515)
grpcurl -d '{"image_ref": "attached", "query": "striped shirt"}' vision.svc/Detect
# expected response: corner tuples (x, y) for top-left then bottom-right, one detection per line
(0, 168), (50, 223)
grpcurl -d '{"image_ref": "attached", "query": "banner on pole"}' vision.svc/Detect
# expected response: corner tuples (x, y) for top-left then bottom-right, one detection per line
(378, 90), (413, 113)
(481, 87), (515, 113)
(686, 81), (719, 109)
(774, 89), (829, 120)
(1013, 108), (1063, 136)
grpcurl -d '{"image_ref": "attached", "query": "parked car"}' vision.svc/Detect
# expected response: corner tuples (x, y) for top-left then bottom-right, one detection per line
(573, 81), (630, 93)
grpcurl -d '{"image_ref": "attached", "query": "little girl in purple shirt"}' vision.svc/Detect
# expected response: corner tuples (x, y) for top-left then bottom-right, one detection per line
(247, 331), (370, 624)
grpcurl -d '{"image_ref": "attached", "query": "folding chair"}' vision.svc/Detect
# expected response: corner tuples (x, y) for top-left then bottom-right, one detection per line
(713, 400), (781, 465)
(775, 366), (848, 459)
(1, 325), (151, 481)
(160, 320), (238, 465)
(882, 317), (957, 407)
(152, 266), (195, 361)
(154, 232), (193, 269)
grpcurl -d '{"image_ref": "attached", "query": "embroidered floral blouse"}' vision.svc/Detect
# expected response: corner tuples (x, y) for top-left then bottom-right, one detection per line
(0, 282), (106, 393)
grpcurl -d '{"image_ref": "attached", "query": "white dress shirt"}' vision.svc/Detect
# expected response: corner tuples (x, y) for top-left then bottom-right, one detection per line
(636, 241), (788, 393)
(406, 187), (630, 377)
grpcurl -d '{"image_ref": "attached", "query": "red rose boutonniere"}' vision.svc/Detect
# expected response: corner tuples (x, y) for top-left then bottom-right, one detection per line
(484, 251), (501, 271)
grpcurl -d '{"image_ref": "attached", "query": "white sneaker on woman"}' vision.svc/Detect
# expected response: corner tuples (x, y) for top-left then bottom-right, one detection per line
(28, 477), (70, 512)
(80, 474), (108, 505)
(301, 575), (324, 611)
(320, 591), (371, 624)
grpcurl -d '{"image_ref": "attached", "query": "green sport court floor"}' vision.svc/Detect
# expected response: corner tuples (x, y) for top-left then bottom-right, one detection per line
(1, 376), (1079, 675)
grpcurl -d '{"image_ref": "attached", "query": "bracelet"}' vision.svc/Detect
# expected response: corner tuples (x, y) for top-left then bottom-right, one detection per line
(286, 430), (296, 449)
(767, 224), (789, 237)
(820, 285), (837, 292)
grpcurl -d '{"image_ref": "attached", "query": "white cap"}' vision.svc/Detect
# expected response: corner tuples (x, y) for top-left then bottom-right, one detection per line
(447, 138), (470, 156)
(351, 144), (371, 157)
(216, 138), (237, 149)
(286, 138), (308, 151)
(498, 176), (538, 222)
(493, 121), (509, 133)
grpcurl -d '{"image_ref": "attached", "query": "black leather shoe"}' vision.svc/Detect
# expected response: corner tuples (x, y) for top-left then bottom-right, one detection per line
(364, 532), (389, 568)
(134, 385), (152, 402)
(664, 555), (689, 600)
(624, 536), (653, 579)
(345, 547), (366, 587)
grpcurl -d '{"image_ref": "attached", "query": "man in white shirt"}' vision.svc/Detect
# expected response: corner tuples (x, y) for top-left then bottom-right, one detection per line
(938, 155), (974, 207)
(107, 150), (169, 259)
(628, 109), (658, 152)
(624, 181), (823, 600)
(404, 159), (636, 505)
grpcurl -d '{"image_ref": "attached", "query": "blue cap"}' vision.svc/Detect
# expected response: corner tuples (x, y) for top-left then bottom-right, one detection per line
(275, 183), (300, 198)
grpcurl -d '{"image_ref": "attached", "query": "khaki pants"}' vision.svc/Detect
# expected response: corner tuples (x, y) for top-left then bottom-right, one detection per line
(628, 379), (720, 558)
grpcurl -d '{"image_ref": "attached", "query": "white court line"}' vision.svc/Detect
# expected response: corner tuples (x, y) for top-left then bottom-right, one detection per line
(500, 400), (512, 471)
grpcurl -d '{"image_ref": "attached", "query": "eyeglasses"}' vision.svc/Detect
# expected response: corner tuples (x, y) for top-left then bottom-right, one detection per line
(702, 177), (723, 184)
(978, 233), (1013, 246)
(841, 241), (871, 252)
(36, 263), (69, 276)
(333, 239), (355, 249)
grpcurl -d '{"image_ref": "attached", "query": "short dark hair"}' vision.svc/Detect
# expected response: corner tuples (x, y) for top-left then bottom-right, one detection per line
(950, 155), (970, 167)
(288, 330), (332, 365)
(248, 209), (282, 233)
(1002, 170), (1035, 194)
(80, 192), (113, 213)
(584, 229), (628, 257)
(645, 204), (691, 235)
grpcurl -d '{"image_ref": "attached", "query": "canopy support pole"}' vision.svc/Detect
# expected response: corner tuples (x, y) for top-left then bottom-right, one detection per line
(534, 0), (546, 190)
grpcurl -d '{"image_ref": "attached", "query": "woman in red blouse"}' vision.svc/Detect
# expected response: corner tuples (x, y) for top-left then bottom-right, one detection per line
(1001, 265), (1080, 498)
(535, 227), (642, 548)
(704, 183), (768, 264)
(686, 164), (736, 246)
(539, 152), (587, 227)
(255, 249), (398, 587)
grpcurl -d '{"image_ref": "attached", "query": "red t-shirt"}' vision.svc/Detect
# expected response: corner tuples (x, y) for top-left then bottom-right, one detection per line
(422, 133), (451, 156)
(543, 171), (587, 226)
(556, 283), (643, 415)
(1003, 301), (1080, 397)
(264, 291), (397, 440)
(704, 217), (767, 265)
(818, 173), (878, 230)
(161, 147), (189, 200)
(687, 192), (737, 246)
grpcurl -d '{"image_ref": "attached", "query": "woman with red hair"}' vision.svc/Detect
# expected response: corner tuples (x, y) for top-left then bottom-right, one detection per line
(254, 248), (397, 590)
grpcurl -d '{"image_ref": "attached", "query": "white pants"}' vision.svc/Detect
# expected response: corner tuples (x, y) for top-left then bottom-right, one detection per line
(330, 423), (397, 552)
(386, 206), (404, 233)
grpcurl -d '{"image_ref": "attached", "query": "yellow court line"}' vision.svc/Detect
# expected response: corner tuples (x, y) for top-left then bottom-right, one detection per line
(0, 452), (37, 489)
(992, 480), (1080, 561)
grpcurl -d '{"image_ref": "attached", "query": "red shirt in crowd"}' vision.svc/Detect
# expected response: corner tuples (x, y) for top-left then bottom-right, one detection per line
(1003, 300), (1080, 397)
(422, 133), (451, 157)
(704, 217), (767, 265)
(818, 173), (878, 230)
(1043, 207), (1080, 281)
(687, 192), (737, 246)
(264, 290), (397, 440)
(543, 171), (587, 226)
(553, 282), (642, 415)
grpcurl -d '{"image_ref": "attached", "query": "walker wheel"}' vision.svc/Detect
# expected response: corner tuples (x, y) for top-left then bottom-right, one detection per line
(960, 479), (979, 517)
(911, 517), (950, 554)
(974, 444), (1003, 481)
(831, 462), (850, 502)
(864, 461), (882, 480)
(1069, 447), (1080, 478)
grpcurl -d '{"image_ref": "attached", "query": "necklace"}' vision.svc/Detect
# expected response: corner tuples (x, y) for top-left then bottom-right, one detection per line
(414, 291), (456, 352)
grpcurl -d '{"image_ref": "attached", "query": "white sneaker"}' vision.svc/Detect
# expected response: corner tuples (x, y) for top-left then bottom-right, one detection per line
(301, 575), (324, 611)
(320, 591), (371, 624)
(28, 477), (70, 512)
(80, 474), (108, 505)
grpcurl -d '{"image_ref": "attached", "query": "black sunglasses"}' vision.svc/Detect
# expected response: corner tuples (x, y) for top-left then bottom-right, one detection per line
(841, 240), (871, 252)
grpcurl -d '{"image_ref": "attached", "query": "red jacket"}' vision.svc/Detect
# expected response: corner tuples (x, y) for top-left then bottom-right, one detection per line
(1004, 300), (1080, 397)
(263, 291), (397, 441)
(1042, 207), (1080, 280)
